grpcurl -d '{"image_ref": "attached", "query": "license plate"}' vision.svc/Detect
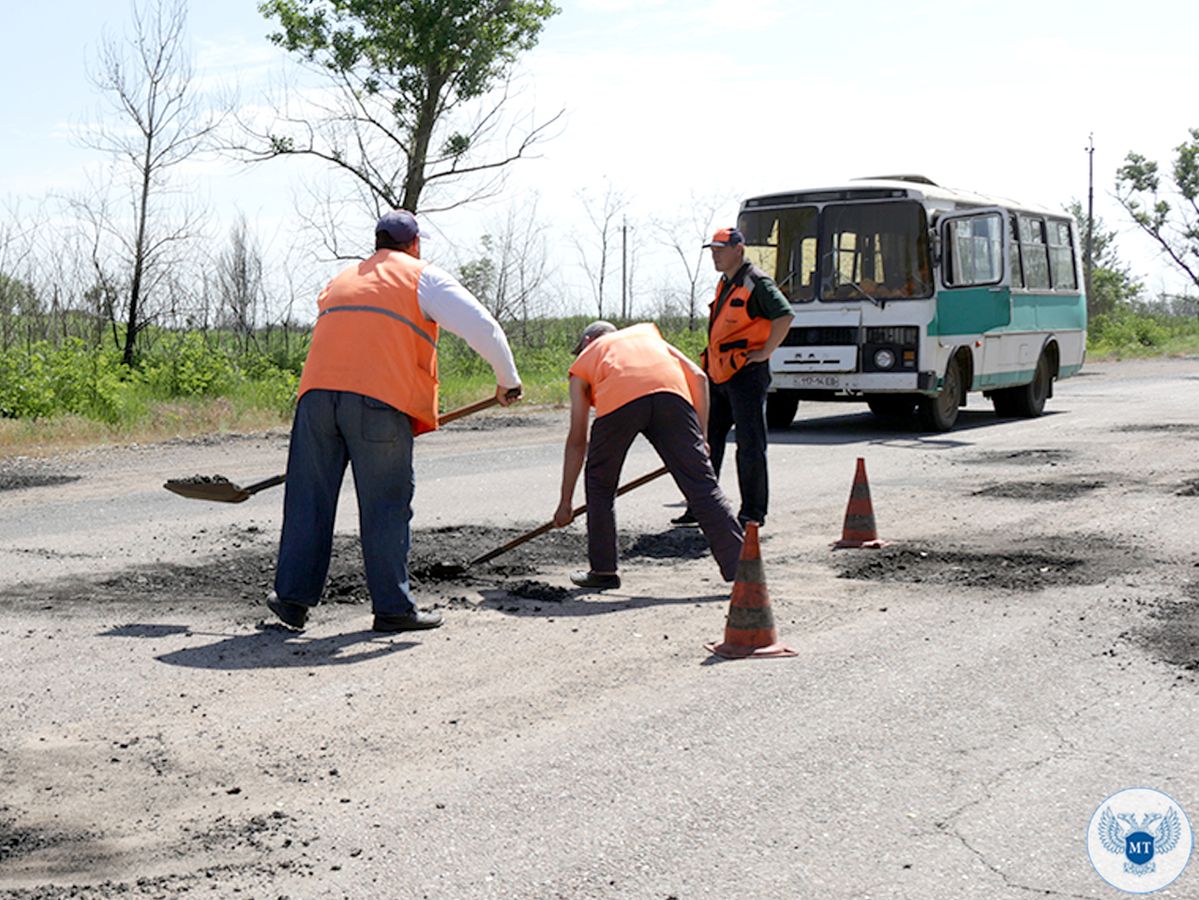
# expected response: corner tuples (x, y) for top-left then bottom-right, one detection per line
(794, 374), (840, 388)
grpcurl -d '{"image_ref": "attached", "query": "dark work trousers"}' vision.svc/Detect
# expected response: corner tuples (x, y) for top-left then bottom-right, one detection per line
(585, 392), (744, 580)
(275, 389), (418, 617)
(707, 361), (772, 524)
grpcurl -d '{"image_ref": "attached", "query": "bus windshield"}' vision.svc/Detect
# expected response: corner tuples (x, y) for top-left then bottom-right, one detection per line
(819, 201), (932, 302)
(738, 206), (818, 303)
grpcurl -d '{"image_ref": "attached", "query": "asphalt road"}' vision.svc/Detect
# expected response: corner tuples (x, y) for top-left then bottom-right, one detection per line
(1, 356), (1197, 899)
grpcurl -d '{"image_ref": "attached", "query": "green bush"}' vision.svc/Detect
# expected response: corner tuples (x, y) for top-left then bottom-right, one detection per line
(0, 339), (129, 421)
(138, 332), (236, 397)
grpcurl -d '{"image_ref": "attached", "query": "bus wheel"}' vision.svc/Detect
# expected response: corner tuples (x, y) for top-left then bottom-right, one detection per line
(917, 358), (963, 432)
(766, 391), (799, 429)
(994, 352), (1052, 418)
(866, 394), (916, 422)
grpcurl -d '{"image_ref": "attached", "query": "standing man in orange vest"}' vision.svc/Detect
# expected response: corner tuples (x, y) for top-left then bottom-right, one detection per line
(267, 209), (522, 632)
(673, 227), (793, 528)
(552, 321), (743, 590)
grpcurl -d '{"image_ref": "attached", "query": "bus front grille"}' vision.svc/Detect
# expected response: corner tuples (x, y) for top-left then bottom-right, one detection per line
(783, 326), (857, 347)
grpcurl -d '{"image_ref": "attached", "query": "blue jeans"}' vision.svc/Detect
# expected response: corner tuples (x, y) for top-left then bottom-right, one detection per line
(275, 389), (417, 617)
(708, 361), (771, 524)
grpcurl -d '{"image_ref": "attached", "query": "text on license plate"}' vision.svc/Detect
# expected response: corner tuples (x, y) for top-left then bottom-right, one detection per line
(795, 375), (840, 387)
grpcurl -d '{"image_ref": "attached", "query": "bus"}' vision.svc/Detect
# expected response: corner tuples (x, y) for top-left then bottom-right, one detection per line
(737, 176), (1086, 431)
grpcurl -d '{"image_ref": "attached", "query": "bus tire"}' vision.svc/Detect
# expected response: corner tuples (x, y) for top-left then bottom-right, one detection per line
(994, 351), (1052, 418)
(866, 394), (916, 422)
(917, 357), (964, 432)
(766, 391), (799, 429)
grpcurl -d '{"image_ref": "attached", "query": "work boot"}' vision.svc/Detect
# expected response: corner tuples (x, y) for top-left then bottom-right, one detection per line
(570, 571), (621, 590)
(372, 610), (444, 632)
(266, 592), (308, 631)
(670, 510), (698, 526)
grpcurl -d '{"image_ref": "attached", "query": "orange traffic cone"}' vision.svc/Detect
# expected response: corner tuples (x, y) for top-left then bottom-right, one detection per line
(705, 522), (796, 659)
(833, 457), (887, 548)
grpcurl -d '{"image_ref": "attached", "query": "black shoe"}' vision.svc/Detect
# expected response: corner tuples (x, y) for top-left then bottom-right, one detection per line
(570, 571), (621, 590)
(372, 610), (444, 632)
(266, 592), (308, 630)
(670, 510), (698, 526)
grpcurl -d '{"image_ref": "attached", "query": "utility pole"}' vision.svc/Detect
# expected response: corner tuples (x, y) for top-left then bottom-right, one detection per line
(620, 217), (629, 319)
(1085, 133), (1095, 303)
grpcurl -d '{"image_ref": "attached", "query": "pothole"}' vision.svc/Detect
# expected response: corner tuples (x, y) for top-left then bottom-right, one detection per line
(971, 480), (1105, 501)
(1140, 589), (1199, 673)
(0, 472), (81, 492)
(834, 536), (1136, 591)
(1115, 423), (1199, 433)
(5, 523), (710, 610)
(964, 448), (1073, 465)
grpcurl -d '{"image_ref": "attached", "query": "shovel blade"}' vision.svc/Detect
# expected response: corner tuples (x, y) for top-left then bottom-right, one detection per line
(163, 477), (252, 503)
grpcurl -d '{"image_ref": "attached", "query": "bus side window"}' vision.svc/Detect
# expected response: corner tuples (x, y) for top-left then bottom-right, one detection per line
(1018, 215), (1050, 290)
(1009, 216), (1024, 288)
(1047, 219), (1077, 290)
(944, 212), (1002, 286)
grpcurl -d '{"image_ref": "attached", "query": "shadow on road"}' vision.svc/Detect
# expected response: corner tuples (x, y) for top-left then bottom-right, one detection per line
(100, 623), (417, 670)
(766, 408), (1065, 448)
(476, 590), (728, 618)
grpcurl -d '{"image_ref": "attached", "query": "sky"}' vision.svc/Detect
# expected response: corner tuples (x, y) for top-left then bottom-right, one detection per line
(2, 0), (1197, 315)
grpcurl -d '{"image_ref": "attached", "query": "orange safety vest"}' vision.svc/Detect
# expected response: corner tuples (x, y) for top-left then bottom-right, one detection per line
(569, 323), (694, 418)
(702, 265), (773, 384)
(298, 249), (441, 435)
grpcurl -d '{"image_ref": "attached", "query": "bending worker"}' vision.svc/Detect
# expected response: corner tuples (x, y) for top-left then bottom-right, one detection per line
(552, 321), (743, 590)
(267, 209), (522, 633)
(674, 227), (793, 528)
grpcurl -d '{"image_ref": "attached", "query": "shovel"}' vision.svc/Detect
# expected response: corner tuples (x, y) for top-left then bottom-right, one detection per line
(433, 465), (671, 575)
(163, 394), (506, 503)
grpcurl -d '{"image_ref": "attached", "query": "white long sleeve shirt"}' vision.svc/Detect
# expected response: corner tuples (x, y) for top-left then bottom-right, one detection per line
(418, 264), (521, 389)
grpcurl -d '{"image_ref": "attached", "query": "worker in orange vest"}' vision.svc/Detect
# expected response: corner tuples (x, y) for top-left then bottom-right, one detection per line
(673, 227), (793, 528)
(267, 209), (522, 632)
(552, 321), (743, 590)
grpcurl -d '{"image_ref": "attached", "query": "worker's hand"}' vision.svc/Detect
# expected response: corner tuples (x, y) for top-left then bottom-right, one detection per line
(497, 384), (523, 407)
(552, 501), (574, 528)
(745, 348), (773, 365)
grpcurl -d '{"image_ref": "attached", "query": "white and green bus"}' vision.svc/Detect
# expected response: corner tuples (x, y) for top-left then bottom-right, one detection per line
(738, 176), (1086, 431)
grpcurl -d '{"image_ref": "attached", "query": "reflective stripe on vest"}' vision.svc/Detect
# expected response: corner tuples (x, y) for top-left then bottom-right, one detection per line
(704, 266), (772, 384)
(317, 304), (437, 348)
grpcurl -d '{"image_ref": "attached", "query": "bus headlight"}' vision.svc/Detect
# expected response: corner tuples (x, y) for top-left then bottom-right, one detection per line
(873, 348), (896, 370)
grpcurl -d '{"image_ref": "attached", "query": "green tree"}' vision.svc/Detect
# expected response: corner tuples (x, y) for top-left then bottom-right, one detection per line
(1115, 128), (1199, 296)
(1066, 201), (1142, 317)
(252, 0), (561, 222)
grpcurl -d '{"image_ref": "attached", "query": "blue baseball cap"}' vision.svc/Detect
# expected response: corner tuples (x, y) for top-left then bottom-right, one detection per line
(376, 209), (423, 245)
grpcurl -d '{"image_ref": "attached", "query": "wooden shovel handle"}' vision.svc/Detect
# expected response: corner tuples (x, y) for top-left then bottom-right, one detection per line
(439, 387), (519, 426)
(468, 465), (669, 567)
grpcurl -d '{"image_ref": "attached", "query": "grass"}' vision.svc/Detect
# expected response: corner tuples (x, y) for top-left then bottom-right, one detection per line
(0, 398), (290, 458)
(7, 310), (1192, 459)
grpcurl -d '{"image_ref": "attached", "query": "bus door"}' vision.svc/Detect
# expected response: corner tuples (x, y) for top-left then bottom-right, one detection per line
(936, 209), (1011, 366)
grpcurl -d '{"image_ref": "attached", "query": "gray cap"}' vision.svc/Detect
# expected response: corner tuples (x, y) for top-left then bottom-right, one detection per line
(572, 320), (617, 354)
(376, 209), (422, 245)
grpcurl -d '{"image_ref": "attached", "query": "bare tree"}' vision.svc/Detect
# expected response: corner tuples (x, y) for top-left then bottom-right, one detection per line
(651, 191), (735, 329)
(572, 184), (627, 319)
(81, 0), (223, 365)
(215, 213), (265, 347)
(457, 195), (553, 336)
